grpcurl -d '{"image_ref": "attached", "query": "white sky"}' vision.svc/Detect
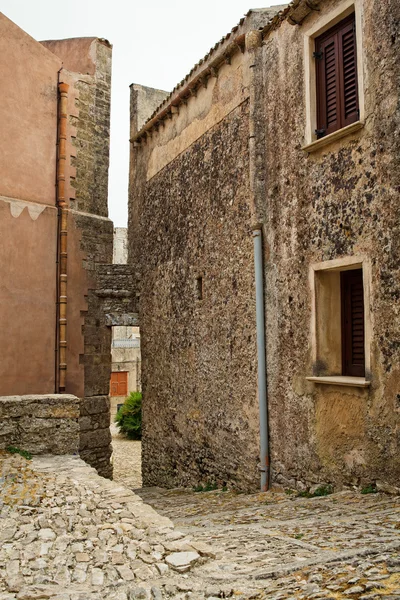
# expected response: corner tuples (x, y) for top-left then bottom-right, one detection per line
(1, 0), (284, 226)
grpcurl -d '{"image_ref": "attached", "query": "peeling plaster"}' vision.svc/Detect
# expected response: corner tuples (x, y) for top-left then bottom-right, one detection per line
(1, 195), (53, 221)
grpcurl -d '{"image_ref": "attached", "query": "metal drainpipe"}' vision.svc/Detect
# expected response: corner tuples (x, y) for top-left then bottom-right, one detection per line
(57, 81), (69, 392)
(253, 226), (270, 492)
(246, 29), (270, 492)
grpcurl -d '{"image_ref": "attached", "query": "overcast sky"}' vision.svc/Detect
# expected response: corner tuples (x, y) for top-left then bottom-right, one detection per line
(1, 0), (284, 226)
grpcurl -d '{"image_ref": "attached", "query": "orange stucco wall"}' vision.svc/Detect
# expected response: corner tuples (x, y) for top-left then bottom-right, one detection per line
(41, 37), (97, 76)
(0, 12), (113, 402)
(0, 13), (62, 205)
(0, 12), (62, 394)
(0, 201), (57, 394)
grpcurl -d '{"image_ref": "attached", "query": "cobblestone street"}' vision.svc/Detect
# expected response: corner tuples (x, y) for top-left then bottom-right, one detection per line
(1, 437), (400, 600)
(111, 424), (142, 490)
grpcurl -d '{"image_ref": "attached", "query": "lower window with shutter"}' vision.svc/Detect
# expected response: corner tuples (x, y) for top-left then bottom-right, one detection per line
(341, 269), (365, 377)
(307, 258), (370, 387)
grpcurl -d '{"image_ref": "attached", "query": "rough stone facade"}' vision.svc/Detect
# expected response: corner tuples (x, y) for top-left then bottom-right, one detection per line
(0, 395), (79, 455)
(256, 0), (400, 491)
(129, 13), (263, 489)
(130, 0), (400, 491)
(79, 395), (112, 478)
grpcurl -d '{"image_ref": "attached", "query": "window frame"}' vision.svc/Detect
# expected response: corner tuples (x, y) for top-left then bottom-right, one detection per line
(302, 0), (365, 151)
(308, 256), (371, 387)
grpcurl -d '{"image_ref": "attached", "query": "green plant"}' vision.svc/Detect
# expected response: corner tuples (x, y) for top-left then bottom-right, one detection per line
(361, 483), (378, 494)
(285, 489), (295, 495)
(193, 481), (218, 493)
(115, 392), (142, 440)
(298, 484), (333, 498)
(294, 533), (304, 539)
(6, 446), (32, 460)
(204, 481), (217, 492)
(312, 484), (333, 497)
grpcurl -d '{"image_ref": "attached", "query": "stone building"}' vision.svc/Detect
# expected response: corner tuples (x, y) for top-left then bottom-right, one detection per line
(129, 0), (400, 492)
(0, 13), (117, 477)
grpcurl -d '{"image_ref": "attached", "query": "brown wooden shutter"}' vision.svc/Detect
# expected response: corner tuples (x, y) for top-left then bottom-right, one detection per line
(338, 16), (359, 127)
(315, 13), (359, 137)
(341, 269), (365, 377)
(316, 31), (340, 136)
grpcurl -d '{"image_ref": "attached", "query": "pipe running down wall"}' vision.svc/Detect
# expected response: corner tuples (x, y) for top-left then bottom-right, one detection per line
(253, 227), (270, 492)
(57, 82), (69, 392)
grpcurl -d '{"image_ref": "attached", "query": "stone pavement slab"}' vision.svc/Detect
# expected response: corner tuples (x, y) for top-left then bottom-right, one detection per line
(136, 485), (400, 599)
(1, 447), (400, 599)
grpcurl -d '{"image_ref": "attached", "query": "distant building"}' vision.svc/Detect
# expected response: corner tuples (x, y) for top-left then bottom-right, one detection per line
(129, 0), (400, 492)
(113, 227), (129, 264)
(110, 228), (141, 419)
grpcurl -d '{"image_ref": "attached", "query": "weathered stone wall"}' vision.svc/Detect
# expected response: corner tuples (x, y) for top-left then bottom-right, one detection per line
(130, 84), (169, 139)
(79, 395), (112, 479)
(96, 264), (137, 317)
(130, 0), (399, 492)
(255, 0), (400, 490)
(131, 99), (259, 490)
(69, 40), (112, 217)
(0, 395), (79, 455)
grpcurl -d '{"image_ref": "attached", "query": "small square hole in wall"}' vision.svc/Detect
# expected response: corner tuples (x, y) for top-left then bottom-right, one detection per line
(196, 276), (203, 300)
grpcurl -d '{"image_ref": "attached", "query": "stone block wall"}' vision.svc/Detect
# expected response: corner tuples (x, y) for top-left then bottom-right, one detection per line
(96, 264), (137, 316)
(70, 40), (112, 217)
(79, 395), (112, 479)
(0, 395), (79, 455)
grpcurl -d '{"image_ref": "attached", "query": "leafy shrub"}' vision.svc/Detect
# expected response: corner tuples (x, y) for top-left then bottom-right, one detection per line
(115, 392), (142, 440)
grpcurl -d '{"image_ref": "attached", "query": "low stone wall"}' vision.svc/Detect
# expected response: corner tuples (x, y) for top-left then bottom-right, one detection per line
(0, 394), (79, 454)
(79, 395), (113, 479)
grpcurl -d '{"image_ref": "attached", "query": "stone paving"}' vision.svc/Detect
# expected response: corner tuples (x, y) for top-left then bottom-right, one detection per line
(1, 442), (400, 600)
(111, 424), (142, 489)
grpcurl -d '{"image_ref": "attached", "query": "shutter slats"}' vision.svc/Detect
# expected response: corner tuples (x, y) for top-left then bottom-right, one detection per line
(315, 12), (359, 135)
(341, 269), (365, 377)
(341, 20), (359, 123)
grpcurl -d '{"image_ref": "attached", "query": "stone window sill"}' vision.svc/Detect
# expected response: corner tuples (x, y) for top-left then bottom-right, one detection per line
(302, 121), (364, 153)
(306, 376), (370, 388)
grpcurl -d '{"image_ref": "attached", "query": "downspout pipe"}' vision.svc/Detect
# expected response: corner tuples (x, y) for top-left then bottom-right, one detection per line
(246, 29), (270, 492)
(57, 81), (69, 392)
(253, 226), (270, 492)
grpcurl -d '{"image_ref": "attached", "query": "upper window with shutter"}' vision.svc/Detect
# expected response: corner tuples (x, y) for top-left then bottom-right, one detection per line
(315, 13), (359, 138)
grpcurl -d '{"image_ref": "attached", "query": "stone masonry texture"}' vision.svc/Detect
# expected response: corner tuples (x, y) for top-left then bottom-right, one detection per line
(0, 395), (79, 455)
(130, 0), (400, 492)
(256, 0), (400, 491)
(67, 39), (114, 478)
(131, 100), (259, 490)
(2, 448), (400, 599)
(70, 40), (112, 217)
